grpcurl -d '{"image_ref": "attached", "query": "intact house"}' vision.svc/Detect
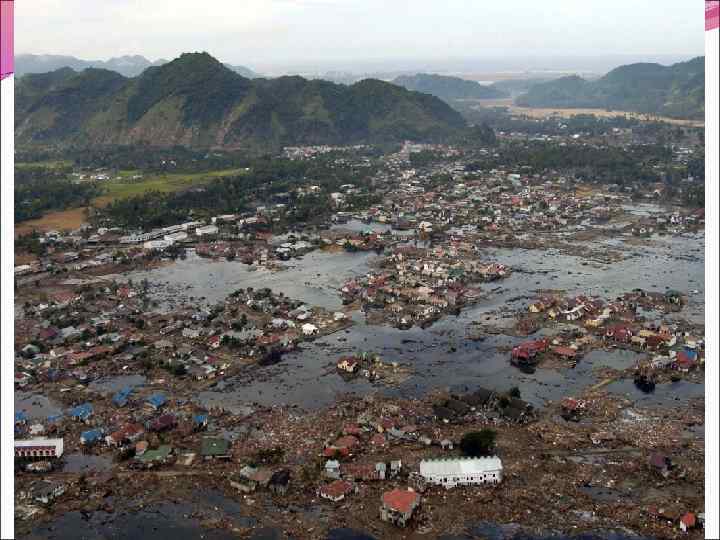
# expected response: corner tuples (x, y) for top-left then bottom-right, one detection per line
(318, 480), (356, 502)
(15, 438), (64, 459)
(380, 488), (421, 527)
(419, 456), (503, 488)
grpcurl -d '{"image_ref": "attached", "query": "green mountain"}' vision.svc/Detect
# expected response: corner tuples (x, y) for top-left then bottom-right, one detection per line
(16, 53), (261, 79)
(15, 53), (466, 150)
(393, 73), (507, 102)
(515, 57), (704, 119)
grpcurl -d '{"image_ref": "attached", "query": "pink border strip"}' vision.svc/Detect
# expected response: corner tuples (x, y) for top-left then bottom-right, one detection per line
(707, 1), (720, 31)
(0, 0), (13, 79)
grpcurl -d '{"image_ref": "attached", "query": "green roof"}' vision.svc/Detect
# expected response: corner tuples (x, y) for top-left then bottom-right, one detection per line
(139, 445), (172, 463)
(201, 437), (230, 456)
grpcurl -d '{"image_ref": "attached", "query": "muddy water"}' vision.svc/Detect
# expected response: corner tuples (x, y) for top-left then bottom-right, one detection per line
(61, 453), (114, 473)
(124, 249), (380, 312)
(25, 502), (248, 540)
(15, 392), (63, 421)
(128, 230), (703, 411)
(88, 375), (146, 395)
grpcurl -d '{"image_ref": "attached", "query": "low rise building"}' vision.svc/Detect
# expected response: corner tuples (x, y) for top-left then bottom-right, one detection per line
(15, 438), (64, 459)
(380, 488), (421, 527)
(419, 456), (503, 488)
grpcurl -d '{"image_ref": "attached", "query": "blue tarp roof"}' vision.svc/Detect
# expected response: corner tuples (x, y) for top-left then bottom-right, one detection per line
(112, 387), (133, 407)
(68, 403), (94, 419)
(47, 413), (64, 423)
(146, 393), (166, 408)
(194, 414), (208, 424)
(15, 411), (28, 423)
(81, 429), (104, 443)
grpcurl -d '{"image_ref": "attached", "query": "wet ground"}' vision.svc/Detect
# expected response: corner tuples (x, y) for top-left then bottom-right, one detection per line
(15, 229), (704, 415)
(17, 219), (704, 539)
(182, 231), (704, 411)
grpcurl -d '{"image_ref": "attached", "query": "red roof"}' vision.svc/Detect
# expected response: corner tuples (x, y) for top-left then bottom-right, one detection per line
(320, 480), (353, 499)
(370, 433), (386, 446)
(334, 435), (359, 449)
(343, 424), (362, 436)
(680, 512), (696, 528)
(552, 346), (577, 358)
(382, 489), (420, 513)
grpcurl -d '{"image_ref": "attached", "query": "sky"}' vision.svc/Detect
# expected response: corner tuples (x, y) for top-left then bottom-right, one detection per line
(15, 0), (705, 74)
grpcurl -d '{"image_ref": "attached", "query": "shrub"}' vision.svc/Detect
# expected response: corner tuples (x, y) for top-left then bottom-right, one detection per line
(460, 429), (497, 457)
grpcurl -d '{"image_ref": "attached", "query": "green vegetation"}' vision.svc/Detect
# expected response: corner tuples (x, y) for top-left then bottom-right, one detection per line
(465, 141), (674, 185)
(99, 168), (247, 203)
(15, 165), (101, 222)
(516, 57), (705, 119)
(16, 53), (467, 150)
(392, 73), (508, 102)
(460, 429), (497, 457)
(95, 155), (378, 229)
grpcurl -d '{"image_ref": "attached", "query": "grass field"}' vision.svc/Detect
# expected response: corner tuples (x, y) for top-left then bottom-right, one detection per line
(15, 160), (74, 169)
(507, 105), (704, 127)
(93, 168), (247, 206)
(468, 99), (704, 127)
(14, 167), (248, 237)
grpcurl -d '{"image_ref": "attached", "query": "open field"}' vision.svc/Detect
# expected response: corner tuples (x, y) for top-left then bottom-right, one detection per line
(15, 207), (89, 237)
(92, 168), (246, 206)
(467, 99), (704, 127)
(15, 160), (73, 169)
(14, 168), (247, 236)
(508, 105), (705, 127)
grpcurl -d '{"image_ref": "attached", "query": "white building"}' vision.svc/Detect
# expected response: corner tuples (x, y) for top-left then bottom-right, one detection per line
(419, 456), (502, 488)
(196, 225), (219, 237)
(164, 231), (188, 242)
(15, 438), (64, 459)
(143, 239), (174, 250)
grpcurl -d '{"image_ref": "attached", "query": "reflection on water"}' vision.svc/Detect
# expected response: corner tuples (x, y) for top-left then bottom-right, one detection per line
(62, 453), (114, 473)
(124, 249), (379, 312)
(124, 233), (704, 411)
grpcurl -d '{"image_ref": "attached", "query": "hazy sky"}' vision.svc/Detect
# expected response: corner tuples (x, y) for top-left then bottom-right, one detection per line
(16, 0), (705, 72)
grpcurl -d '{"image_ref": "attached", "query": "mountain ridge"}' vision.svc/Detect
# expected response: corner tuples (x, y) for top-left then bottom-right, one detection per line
(392, 73), (508, 102)
(515, 57), (704, 119)
(15, 52), (468, 150)
(15, 53), (260, 79)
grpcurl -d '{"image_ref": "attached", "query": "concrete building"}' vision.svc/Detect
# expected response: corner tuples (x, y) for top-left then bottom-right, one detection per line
(419, 456), (503, 488)
(15, 438), (64, 459)
(380, 488), (421, 527)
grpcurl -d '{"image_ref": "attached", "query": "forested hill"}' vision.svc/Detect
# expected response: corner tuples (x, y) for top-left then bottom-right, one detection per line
(15, 52), (467, 151)
(393, 73), (507, 102)
(515, 57), (704, 119)
(15, 53), (260, 79)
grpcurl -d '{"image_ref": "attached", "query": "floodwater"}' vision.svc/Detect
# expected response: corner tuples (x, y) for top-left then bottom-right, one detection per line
(124, 249), (380, 312)
(20, 221), (701, 538)
(129, 230), (705, 411)
(61, 453), (114, 473)
(25, 500), (250, 540)
(15, 392), (63, 421)
(88, 375), (146, 395)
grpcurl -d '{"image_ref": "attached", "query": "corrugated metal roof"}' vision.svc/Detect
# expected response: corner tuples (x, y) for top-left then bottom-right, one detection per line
(419, 456), (502, 477)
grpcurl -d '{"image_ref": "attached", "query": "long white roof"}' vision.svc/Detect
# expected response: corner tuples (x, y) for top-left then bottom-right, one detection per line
(15, 438), (64, 450)
(420, 456), (502, 476)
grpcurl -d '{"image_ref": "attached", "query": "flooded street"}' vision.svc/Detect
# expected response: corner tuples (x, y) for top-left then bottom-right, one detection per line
(119, 229), (705, 411)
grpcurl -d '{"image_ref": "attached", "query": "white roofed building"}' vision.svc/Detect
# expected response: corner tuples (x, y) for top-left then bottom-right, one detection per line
(196, 225), (219, 237)
(15, 438), (64, 459)
(419, 456), (502, 488)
